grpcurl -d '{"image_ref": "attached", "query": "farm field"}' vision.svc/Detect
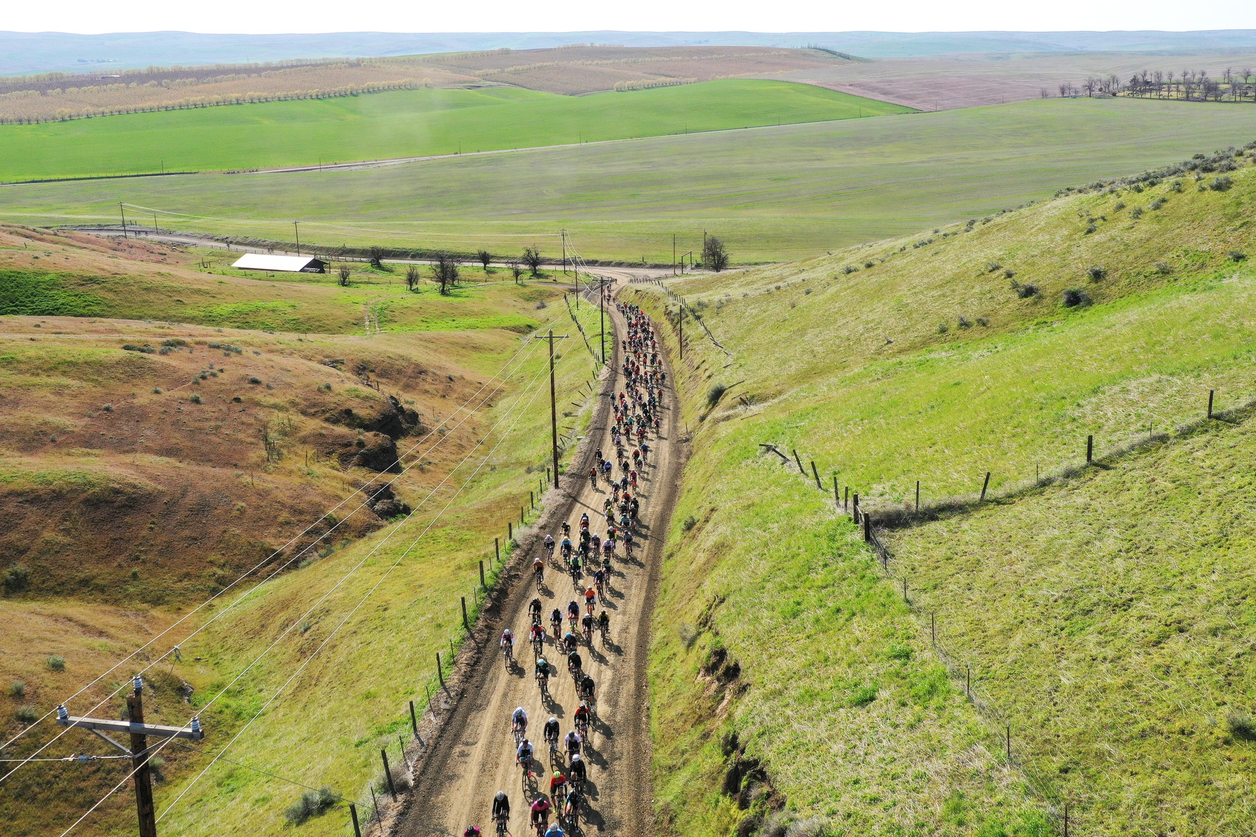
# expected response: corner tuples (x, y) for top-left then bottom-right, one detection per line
(623, 146), (1256, 834)
(0, 80), (907, 182)
(5, 98), (1256, 262)
(0, 225), (613, 835)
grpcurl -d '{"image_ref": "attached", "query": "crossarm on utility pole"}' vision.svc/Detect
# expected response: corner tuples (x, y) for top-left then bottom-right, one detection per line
(57, 714), (205, 741)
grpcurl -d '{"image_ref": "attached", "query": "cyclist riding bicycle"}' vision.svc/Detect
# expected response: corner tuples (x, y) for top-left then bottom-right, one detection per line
(567, 649), (582, 677)
(568, 753), (587, 787)
(543, 823), (564, 837)
(549, 770), (568, 805)
(529, 795), (551, 831)
(549, 608), (563, 637)
(492, 791), (510, 828)
(560, 521), (570, 537)
(501, 629), (514, 660)
(544, 534), (555, 555)
(465, 827), (482, 837)
(529, 621), (545, 648)
(573, 701), (592, 731)
(564, 787), (583, 822)
(517, 737), (534, 769)
(596, 610), (610, 637)
(543, 716), (560, 749)
(583, 586), (597, 613)
(579, 674), (595, 703)
(581, 612), (594, 639)
(567, 600), (580, 624)
(564, 729), (582, 759)
(529, 597), (543, 622)
(512, 706), (528, 738)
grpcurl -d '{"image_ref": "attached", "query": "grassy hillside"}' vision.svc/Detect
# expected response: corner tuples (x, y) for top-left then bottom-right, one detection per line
(0, 225), (611, 835)
(4, 99), (1256, 262)
(0, 80), (907, 181)
(624, 144), (1256, 834)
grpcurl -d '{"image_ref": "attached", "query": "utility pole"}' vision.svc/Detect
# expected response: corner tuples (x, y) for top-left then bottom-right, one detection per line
(673, 234), (677, 276)
(56, 676), (204, 837)
(532, 331), (569, 482)
(599, 277), (607, 365)
(561, 229), (568, 275)
(119, 203), (128, 239)
(293, 221), (301, 256)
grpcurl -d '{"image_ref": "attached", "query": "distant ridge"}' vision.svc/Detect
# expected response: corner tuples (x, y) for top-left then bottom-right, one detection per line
(5, 29), (1256, 75)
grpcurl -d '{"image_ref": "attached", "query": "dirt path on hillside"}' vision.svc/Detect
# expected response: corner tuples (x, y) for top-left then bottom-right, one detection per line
(393, 273), (682, 837)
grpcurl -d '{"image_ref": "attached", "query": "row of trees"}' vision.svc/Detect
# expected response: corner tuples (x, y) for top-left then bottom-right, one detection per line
(1047, 67), (1256, 102)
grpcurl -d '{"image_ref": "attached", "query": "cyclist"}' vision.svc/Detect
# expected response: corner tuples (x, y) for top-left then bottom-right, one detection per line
(529, 795), (551, 832)
(517, 737), (534, 772)
(464, 827), (482, 837)
(578, 674), (595, 704)
(549, 770), (568, 807)
(567, 648), (583, 678)
(544, 533), (555, 557)
(564, 729), (582, 760)
(492, 791), (510, 832)
(583, 586), (597, 614)
(533, 555), (545, 585)
(560, 521), (570, 538)
(568, 753), (587, 788)
(549, 608), (563, 638)
(581, 611), (594, 641)
(596, 609), (610, 640)
(560, 538), (572, 560)
(579, 513), (589, 530)
(529, 597), (543, 623)
(588, 466), (598, 487)
(501, 629), (514, 661)
(564, 786), (584, 823)
(573, 701), (592, 733)
(566, 600), (580, 628)
(543, 823), (564, 837)
(512, 706), (528, 741)
(543, 716), (561, 751)
(529, 621), (546, 653)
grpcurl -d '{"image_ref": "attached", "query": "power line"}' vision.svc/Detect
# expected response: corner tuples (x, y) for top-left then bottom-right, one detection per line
(0, 321), (558, 783)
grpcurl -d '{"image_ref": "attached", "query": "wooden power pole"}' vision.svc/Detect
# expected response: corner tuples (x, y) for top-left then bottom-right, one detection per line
(532, 331), (569, 483)
(56, 676), (205, 837)
(599, 277), (607, 365)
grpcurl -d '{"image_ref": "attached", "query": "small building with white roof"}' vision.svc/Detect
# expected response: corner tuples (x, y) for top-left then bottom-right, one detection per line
(231, 254), (327, 273)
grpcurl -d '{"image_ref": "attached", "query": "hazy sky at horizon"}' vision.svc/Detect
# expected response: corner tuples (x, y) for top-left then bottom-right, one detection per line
(6, 0), (1256, 35)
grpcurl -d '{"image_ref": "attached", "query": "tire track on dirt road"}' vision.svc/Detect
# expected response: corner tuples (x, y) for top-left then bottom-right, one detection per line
(393, 275), (683, 837)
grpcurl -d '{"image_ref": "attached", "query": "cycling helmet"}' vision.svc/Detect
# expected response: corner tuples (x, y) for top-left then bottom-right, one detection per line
(495, 791), (508, 802)
(548, 716), (558, 725)
(465, 828), (481, 837)
(553, 771), (563, 779)
(571, 753), (582, 763)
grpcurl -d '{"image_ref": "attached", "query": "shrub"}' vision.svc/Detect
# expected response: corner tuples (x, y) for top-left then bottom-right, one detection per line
(1003, 268), (1016, 280)
(937, 322), (949, 334)
(9, 680), (25, 697)
(848, 685), (878, 707)
(121, 343), (156, 354)
(1210, 175), (1234, 191)
(1154, 263), (1174, 275)
(1132, 183), (1144, 193)
(1228, 711), (1256, 742)
(1084, 223), (1097, 235)
(1013, 282), (1039, 299)
(2, 564), (30, 595)
(14, 705), (37, 724)
(1169, 180), (1183, 192)
(976, 317), (989, 327)
(678, 623), (698, 648)
(152, 387), (163, 394)
(1130, 207), (1145, 219)
(101, 403), (113, 412)
(1150, 197), (1167, 210)
(681, 515), (697, 533)
(189, 394), (202, 404)
(247, 376), (262, 385)
(1228, 250), (1247, 262)
(1113, 201), (1126, 211)
(957, 316), (972, 329)
(1063, 288), (1091, 308)
(284, 788), (338, 825)
(842, 265), (858, 275)
(46, 655), (65, 672)
(985, 261), (1002, 273)
(863, 261), (875, 269)
(1087, 265), (1107, 281)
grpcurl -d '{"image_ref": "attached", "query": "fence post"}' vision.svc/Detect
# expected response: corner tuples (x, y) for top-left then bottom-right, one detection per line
(530, 490), (535, 509)
(381, 749), (396, 800)
(1208, 389), (1215, 419)
(461, 596), (469, 631)
(792, 449), (805, 474)
(409, 700), (419, 737)
(547, 466), (552, 486)
(862, 513), (871, 543)
(479, 560), (486, 588)
(915, 480), (920, 512)
(350, 804), (362, 837)
(852, 493), (860, 523)
(930, 612), (935, 644)
(508, 521), (513, 540)
(844, 486), (849, 511)
(520, 506), (525, 524)
(1064, 802), (1069, 837)
(1086, 434), (1093, 464)
(810, 460), (821, 490)
(833, 476), (840, 511)
(966, 662), (971, 697)
(979, 472), (991, 502)
(436, 652), (445, 692)
(902, 577), (908, 602)
(495, 538), (500, 564)
(1005, 721), (1011, 761)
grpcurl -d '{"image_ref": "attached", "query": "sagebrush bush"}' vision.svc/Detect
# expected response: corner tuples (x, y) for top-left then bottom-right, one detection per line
(1063, 288), (1092, 308)
(247, 376), (262, 384)
(1087, 265), (1107, 281)
(1210, 175), (1234, 191)
(1013, 282), (1040, 299)
(1228, 250), (1247, 262)
(707, 383), (728, 407)
(681, 515), (697, 533)
(9, 680), (25, 697)
(46, 655), (65, 672)
(1155, 263), (1173, 275)
(189, 394), (202, 404)
(14, 705), (37, 724)
(1130, 207), (1145, 219)
(2, 564), (30, 595)
(1228, 711), (1256, 741)
(284, 788), (337, 825)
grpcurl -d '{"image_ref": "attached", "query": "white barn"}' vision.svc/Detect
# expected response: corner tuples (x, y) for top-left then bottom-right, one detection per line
(231, 254), (327, 273)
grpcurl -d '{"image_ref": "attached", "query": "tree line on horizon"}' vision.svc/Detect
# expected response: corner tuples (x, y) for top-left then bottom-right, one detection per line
(1046, 67), (1256, 102)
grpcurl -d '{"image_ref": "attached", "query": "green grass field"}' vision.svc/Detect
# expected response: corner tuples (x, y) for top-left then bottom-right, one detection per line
(0, 80), (908, 182)
(622, 150), (1256, 834)
(4, 99), (1256, 262)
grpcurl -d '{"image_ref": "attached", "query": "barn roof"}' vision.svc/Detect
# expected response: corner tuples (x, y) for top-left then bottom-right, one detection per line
(231, 254), (325, 272)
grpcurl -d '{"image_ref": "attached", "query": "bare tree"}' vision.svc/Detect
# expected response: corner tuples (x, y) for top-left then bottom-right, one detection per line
(522, 246), (543, 277)
(1040, 87), (1051, 99)
(405, 264), (420, 292)
(368, 246), (384, 269)
(508, 260), (524, 284)
(429, 253), (460, 295)
(1059, 82), (1072, 98)
(477, 249), (492, 270)
(1082, 77), (1098, 97)
(337, 264), (351, 287)
(702, 236), (730, 272)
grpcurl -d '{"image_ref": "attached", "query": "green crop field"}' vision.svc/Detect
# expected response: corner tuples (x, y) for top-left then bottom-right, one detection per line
(623, 150), (1256, 834)
(0, 80), (908, 182)
(4, 99), (1256, 263)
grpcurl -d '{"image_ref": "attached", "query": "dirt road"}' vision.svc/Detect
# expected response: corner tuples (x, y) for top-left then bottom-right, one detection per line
(394, 276), (681, 837)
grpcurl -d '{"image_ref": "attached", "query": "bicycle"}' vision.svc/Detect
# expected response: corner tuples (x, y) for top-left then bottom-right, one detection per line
(495, 814), (508, 837)
(534, 563), (544, 592)
(537, 670), (549, 697)
(582, 621), (593, 644)
(502, 641), (514, 670)
(532, 634), (544, 658)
